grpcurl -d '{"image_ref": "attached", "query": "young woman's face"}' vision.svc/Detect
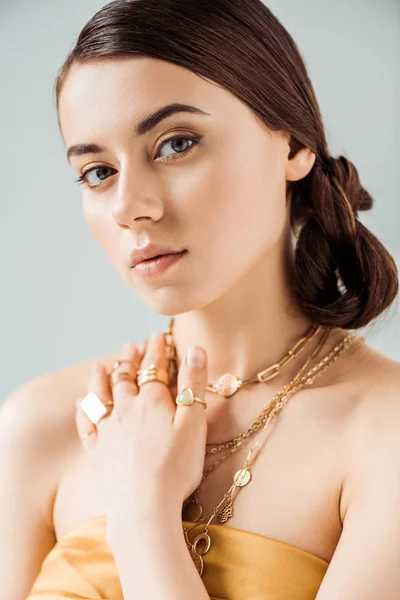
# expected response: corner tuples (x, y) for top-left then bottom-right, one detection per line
(58, 57), (303, 315)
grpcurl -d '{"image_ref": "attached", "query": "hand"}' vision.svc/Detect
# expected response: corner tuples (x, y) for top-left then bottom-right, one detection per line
(75, 332), (208, 537)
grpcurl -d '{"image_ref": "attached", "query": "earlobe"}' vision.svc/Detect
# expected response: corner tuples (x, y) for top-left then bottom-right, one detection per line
(286, 147), (316, 182)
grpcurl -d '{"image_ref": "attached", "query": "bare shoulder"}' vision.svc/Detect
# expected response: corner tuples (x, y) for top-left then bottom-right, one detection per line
(314, 342), (400, 598)
(348, 339), (400, 417)
(1, 350), (124, 433)
(0, 349), (133, 508)
(0, 349), (136, 598)
(339, 338), (400, 518)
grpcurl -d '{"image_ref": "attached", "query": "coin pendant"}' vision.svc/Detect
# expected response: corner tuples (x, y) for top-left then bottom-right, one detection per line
(233, 468), (251, 487)
(182, 500), (203, 522)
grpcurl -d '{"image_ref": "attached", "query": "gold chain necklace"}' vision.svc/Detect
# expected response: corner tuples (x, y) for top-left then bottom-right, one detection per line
(161, 318), (329, 509)
(182, 331), (359, 577)
(205, 326), (332, 454)
(163, 317), (322, 398)
(163, 318), (327, 451)
(153, 318), (360, 576)
(183, 326), (331, 522)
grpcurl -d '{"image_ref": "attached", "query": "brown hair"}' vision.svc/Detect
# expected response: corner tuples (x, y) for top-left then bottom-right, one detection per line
(54, 0), (398, 330)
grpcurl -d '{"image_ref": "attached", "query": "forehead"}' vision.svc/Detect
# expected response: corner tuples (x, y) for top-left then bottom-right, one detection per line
(58, 57), (241, 143)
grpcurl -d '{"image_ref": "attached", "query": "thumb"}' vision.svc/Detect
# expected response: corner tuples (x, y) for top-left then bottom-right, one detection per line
(173, 346), (208, 429)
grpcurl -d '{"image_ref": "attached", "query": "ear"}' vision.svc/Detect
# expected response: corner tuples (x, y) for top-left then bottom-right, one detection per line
(286, 145), (316, 183)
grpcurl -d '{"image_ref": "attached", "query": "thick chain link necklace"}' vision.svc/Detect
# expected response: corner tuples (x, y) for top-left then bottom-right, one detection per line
(163, 316), (322, 398)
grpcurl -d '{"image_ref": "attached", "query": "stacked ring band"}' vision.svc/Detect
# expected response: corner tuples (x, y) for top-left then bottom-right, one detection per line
(137, 364), (169, 387)
(110, 371), (138, 387)
(79, 355), (207, 439)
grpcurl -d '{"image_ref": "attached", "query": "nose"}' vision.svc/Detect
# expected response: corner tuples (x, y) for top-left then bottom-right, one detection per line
(111, 162), (165, 229)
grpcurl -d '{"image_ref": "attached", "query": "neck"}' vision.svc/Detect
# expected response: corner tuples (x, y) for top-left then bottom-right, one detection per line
(171, 235), (322, 389)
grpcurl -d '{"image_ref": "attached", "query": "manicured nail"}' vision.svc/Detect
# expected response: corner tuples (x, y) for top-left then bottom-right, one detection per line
(186, 347), (205, 368)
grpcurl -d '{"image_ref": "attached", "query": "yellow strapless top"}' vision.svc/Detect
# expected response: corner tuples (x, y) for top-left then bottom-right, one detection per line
(27, 515), (329, 600)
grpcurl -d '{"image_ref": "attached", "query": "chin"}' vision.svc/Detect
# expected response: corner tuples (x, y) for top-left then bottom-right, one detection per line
(142, 285), (213, 318)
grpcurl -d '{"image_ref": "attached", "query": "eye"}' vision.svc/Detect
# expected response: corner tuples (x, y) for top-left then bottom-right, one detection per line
(75, 165), (117, 189)
(155, 134), (200, 162)
(74, 134), (200, 191)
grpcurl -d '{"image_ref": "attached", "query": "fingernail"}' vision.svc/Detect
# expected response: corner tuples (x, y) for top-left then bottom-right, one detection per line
(186, 347), (206, 368)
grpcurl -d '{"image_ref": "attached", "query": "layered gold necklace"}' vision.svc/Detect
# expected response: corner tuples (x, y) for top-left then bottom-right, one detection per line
(160, 317), (361, 577)
(164, 317), (322, 399)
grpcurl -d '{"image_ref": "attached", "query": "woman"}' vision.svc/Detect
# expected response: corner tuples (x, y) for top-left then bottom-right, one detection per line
(1, 0), (399, 598)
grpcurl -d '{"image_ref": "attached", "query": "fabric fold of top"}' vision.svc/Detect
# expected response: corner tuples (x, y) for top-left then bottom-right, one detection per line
(28, 515), (329, 600)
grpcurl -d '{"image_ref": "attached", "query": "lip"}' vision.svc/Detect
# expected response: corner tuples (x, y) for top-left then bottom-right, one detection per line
(129, 243), (186, 268)
(133, 250), (187, 280)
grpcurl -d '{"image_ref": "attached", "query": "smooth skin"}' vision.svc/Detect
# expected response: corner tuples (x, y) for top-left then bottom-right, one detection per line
(1, 56), (400, 599)
(75, 334), (211, 599)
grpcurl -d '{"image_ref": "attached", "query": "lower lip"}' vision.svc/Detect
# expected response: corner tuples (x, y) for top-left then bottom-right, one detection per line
(133, 251), (187, 280)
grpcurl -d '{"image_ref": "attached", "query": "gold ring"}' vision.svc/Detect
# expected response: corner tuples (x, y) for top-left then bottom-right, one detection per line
(111, 364), (136, 376)
(110, 371), (138, 386)
(137, 363), (158, 377)
(176, 387), (207, 409)
(112, 359), (134, 371)
(137, 374), (169, 386)
(137, 365), (169, 387)
(80, 392), (110, 424)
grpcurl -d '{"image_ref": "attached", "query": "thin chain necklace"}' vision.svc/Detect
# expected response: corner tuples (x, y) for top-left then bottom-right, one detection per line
(161, 318), (350, 520)
(164, 317), (326, 451)
(182, 331), (360, 577)
(183, 326), (331, 523)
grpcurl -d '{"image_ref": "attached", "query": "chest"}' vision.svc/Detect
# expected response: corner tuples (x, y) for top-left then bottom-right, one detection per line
(53, 388), (348, 564)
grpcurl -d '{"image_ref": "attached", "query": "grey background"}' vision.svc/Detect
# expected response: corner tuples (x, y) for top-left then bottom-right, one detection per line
(1, 0), (399, 401)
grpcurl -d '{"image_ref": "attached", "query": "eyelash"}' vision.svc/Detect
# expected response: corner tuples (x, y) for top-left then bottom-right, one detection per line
(74, 133), (201, 190)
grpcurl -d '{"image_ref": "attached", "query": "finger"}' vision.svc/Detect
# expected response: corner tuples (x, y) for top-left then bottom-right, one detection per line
(75, 397), (98, 450)
(86, 362), (114, 432)
(111, 343), (141, 413)
(138, 332), (174, 410)
(173, 346), (208, 429)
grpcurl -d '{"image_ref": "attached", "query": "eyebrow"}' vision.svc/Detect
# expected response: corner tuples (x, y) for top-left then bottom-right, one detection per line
(66, 103), (210, 163)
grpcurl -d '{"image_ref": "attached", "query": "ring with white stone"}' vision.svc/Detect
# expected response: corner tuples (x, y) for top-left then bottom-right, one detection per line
(176, 387), (207, 409)
(80, 391), (110, 424)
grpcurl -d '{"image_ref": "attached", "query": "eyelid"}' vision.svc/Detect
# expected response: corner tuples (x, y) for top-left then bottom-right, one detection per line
(75, 164), (117, 188)
(75, 132), (202, 190)
(154, 132), (201, 159)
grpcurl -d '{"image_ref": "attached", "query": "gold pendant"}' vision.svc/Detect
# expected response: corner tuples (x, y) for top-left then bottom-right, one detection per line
(217, 500), (233, 523)
(189, 532), (212, 577)
(215, 373), (241, 397)
(233, 468), (251, 486)
(182, 499), (203, 523)
(189, 548), (204, 576)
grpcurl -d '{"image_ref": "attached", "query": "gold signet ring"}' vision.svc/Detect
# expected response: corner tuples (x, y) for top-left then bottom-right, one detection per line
(80, 392), (108, 424)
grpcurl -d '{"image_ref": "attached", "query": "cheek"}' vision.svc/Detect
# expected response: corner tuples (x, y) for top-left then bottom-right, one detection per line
(83, 201), (120, 261)
(195, 148), (286, 261)
(182, 146), (287, 299)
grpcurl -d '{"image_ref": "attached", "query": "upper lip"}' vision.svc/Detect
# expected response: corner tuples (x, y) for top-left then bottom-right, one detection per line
(129, 243), (186, 268)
